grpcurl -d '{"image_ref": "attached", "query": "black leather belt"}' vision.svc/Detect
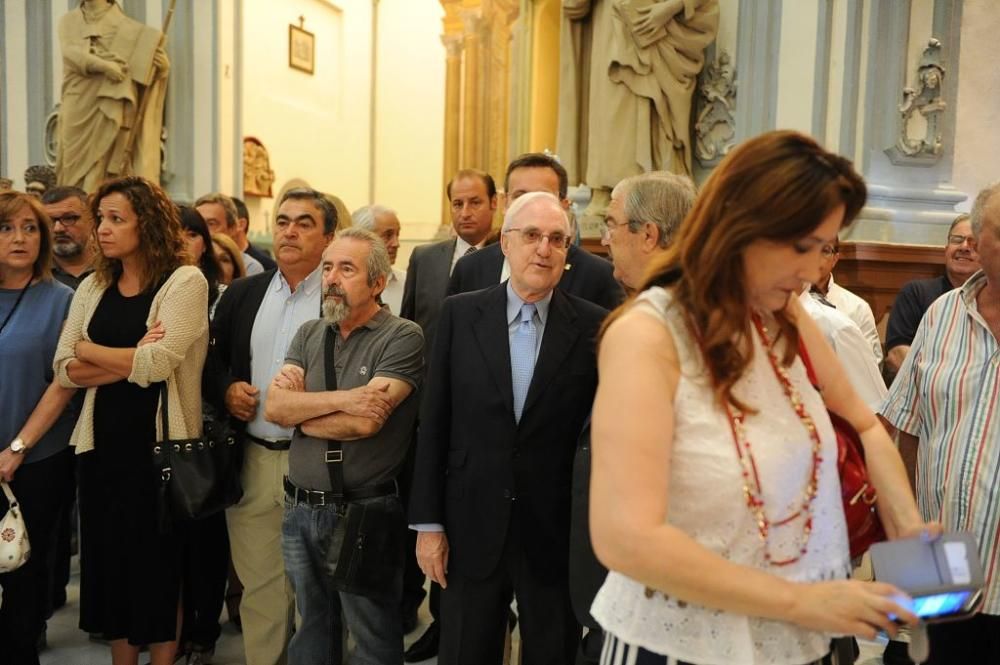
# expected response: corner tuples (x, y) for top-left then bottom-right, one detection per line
(283, 476), (397, 506)
(246, 434), (291, 451)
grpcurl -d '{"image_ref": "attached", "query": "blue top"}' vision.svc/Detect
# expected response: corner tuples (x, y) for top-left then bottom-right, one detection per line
(0, 279), (75, 463)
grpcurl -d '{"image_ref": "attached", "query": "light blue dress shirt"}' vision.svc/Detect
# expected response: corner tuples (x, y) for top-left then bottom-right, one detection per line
(246, 267), (323, 441)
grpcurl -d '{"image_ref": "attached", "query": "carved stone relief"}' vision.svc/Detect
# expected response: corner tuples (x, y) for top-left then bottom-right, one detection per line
(695, 49), (737, 166)
(243, 136), (276, 198)
(892, 38), (946, 162)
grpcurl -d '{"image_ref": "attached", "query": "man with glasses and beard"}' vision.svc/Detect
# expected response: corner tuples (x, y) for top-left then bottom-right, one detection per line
(265, 227), (423, 664)
(42, 186), (97, 290)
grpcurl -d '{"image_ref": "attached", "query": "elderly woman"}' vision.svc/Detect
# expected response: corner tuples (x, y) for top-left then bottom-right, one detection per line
(589, 131), (937, 665)
(0, 191), (77, 665)
(53, 176), (208, 665)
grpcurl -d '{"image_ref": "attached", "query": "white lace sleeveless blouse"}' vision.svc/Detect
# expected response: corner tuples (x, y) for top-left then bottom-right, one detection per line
(590, 287), (851, 665)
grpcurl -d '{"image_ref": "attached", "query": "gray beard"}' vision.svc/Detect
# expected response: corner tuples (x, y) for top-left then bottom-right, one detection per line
(323, 298), (350, 324)
(53, 239), (83, 258)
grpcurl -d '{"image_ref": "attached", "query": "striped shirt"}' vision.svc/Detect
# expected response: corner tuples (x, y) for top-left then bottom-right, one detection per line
(879, 270), (1000, 614)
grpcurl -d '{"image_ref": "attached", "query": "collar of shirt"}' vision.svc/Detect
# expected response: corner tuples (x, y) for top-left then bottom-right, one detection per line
(452, 236), (485, 265)
(959, 270), (988, 309)
(505, 281), (552, 327)
(273, 265), (323, 296)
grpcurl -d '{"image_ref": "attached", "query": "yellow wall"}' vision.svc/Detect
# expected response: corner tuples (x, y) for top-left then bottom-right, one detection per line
(238, 0), (446, 259)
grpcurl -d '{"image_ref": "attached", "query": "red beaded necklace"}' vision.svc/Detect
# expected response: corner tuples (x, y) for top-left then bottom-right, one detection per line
(723, 314), (824, 567)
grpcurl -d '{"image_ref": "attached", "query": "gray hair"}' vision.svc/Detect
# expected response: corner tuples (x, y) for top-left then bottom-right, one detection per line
(969, 182), (1000, 237)
(334, 227), (391, 286)
(351, 204), (396, 232)
(611, 171), (696, 248)
(194, 192), (239, 228)
(501, 191), (569, 233)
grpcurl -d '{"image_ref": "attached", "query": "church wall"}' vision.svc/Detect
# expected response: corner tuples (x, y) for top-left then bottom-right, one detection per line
(951, 0), (1000, 209)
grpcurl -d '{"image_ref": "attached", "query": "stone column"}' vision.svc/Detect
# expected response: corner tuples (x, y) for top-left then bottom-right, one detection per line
(460, 9), (484, 170)
(440, 33), (464, 226)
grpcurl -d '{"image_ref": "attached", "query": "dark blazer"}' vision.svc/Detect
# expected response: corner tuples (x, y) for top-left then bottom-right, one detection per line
(246, 243), (277, 272)
(203, 269), (277, 431)
(400, 239), (456, 354)
(447, 242), (624, 311)
(409, 284), (606, 581)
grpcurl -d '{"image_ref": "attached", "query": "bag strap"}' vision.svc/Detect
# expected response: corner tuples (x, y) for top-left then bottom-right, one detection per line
(324, 326), (345, 502)
(158, 382), (170, 441)
(0, 480), (17, 507)
(797, 337), (820, 389)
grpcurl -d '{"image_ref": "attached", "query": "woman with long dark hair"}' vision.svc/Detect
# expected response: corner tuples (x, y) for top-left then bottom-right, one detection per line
(54, 176), (208, 665)
(589, 131), (937, 665)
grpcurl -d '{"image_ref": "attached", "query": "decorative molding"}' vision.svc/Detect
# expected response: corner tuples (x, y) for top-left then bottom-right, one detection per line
(44, 104), (59, 167)
(838, 0), (863, 159)
(694, 49), (736, 166)
(811, 0), (833, 143)
(886, 38), (946, 165)
(734, 0), (782, 141)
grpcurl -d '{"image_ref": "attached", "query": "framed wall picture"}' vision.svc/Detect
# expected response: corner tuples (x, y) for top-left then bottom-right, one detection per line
(289, 23), (315, 75)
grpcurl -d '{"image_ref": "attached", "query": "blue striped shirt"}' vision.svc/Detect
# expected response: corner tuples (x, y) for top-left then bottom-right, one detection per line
(880, 270), (1000, 614)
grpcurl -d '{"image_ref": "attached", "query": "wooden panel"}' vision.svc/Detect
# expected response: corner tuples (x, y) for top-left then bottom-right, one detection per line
(834, 241), (944, 335)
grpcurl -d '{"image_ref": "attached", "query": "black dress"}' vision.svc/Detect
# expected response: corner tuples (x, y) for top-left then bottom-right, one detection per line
(78, 282), (182, 645)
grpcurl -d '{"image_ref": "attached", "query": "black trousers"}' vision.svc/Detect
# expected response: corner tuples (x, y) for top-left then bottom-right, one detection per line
(0, 448), (75, 665)
(439, 517), (579, 665)
(179, 510), (230, 650)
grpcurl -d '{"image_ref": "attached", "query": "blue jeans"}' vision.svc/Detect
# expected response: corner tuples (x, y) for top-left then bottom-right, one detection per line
(282, 493), (404, 665)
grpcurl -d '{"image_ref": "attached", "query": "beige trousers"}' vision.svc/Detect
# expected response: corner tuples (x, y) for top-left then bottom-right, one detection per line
(227, 443), (294, 665)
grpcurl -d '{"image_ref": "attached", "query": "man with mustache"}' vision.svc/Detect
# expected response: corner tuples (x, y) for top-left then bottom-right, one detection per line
(42, 186), (96, 290)
(205, 188), (335, 665)
(265, 227), (423, 664)
(884, 213), (981, 382)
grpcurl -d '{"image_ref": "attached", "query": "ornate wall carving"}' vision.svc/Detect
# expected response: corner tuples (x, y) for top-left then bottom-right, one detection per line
(695, 49), (737, 166)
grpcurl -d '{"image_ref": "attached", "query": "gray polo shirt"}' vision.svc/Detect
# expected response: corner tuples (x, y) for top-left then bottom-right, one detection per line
(285, 308), (424, 491)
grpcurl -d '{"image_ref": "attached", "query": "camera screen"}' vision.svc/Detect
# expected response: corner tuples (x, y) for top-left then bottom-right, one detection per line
(912, 591), (972, 618)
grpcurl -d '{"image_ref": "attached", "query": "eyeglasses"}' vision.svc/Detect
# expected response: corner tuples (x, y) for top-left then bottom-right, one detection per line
(598, 217), (632, 238)
(503, 227), (571, 249)
(948, 234), (974, 246)
(820, 245), (839, 258)
(49, 213), (83, 227)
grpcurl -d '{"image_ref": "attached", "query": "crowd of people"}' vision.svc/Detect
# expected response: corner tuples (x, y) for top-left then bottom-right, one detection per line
(0, 130), (997, 665)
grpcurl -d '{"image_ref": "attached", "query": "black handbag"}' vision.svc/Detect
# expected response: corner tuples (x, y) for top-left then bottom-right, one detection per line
(320, 326), (405, 599)
(152, 383), (243, 530)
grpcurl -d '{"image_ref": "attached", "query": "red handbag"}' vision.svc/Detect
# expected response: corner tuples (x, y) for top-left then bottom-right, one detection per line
(798, 341), (887, 558)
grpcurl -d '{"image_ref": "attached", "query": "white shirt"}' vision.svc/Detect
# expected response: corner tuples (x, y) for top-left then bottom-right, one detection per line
(246, 268), (323, 441)
(451, 237), (485, 274)
(381, 267), (405, 315)
(800, 291), (887, 411)
(824, 275), (882, 365)
(591, 287), (850, 665)
(242, 251), (264, 276)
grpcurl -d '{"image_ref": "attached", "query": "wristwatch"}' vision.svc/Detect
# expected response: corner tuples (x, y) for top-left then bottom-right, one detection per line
(9, 438), (26, 454)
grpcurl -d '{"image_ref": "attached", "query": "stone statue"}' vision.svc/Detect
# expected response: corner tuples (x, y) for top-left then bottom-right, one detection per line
(24, 165), (58, 199)
(56, 0), (170, 191)
(897, 38), (946, 158)
(694, 49), (736, 164)
(243, 137), (276, 198)
(558, 0), (719, 200)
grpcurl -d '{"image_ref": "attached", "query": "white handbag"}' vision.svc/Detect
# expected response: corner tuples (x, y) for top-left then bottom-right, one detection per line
(0, 481), (30, 573)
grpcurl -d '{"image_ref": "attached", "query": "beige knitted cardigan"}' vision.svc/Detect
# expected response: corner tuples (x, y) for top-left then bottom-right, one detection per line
(53, 265), (209, 453)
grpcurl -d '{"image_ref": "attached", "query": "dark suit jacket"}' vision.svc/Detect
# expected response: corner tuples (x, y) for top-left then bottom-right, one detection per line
(400, 239), (456, 354)
(246, 243), (277, 272)
(203, 269), (277, 433)
(409, 284), (606, 581)
(447, 243), (624, 311)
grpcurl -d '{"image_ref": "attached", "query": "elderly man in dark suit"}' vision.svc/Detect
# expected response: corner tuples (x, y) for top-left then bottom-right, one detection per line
(448, 152), (623, 310)
(411, 191), (606, 665)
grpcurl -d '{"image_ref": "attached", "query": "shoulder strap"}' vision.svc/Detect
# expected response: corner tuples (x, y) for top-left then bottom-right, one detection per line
(158, 381), (170, 440)
(797, 337), (820, 389)
(324, 326), (345, 500)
